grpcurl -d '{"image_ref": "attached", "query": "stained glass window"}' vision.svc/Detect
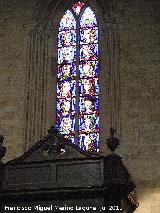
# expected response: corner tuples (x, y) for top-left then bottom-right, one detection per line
(72, 1), (85, 15)
(56, 2), (99, 152)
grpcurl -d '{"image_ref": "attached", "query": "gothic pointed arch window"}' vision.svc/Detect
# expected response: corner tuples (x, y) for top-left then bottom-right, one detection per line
(56, 1), (99, 152)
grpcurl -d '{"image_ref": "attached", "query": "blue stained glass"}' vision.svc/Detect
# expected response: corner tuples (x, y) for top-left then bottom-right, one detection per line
(58, 115), (75, 135)
(79, 61), (99, 78)
(58, 30), (76, 47)
(57, 80), (76, 98)
(58, 63), (76, 80)
(56, 4), (99, 152)
(80, 7), (97, 28)
(79, 97), (99, 114)
(80, 27), (98, 44)
(80, 44), (98, 61)
(79, 114), (99, 133)
(57, 98), (76, 117)
(79, 78), (99, 96)
(68, 136), (75, 144)
(57, 8), (77, 145)
(57, 99), (71, 117)
(58, 46), (76, 64)
(79, 133), (99, 152)
(59, 10), (76, 31)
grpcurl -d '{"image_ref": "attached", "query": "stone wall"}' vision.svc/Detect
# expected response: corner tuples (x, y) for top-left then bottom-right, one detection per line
(0, 0), (160, 212)
(113, 0), (160, 212)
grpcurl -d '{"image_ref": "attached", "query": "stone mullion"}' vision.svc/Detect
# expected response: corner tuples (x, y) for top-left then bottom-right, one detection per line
(75, 17), (80, 146)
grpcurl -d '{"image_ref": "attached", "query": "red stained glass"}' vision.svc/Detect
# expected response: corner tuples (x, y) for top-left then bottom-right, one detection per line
(72, 1), (85, 15)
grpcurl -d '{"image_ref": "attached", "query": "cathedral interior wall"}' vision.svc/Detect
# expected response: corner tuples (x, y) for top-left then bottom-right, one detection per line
(0, 0), (160, 212)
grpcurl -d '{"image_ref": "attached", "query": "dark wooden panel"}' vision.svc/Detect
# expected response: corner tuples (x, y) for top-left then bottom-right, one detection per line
(56, 160), (103, 187)
(3, 159), (104, 190)
(5, 164), (51, 189)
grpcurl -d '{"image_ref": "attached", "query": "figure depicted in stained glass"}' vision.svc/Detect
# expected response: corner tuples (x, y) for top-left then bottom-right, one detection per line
(84, 78), (93, 95)
(59, 81), (71, 98)
(81, 28), (98, 44)
(80, 61), (99, 78)
(61, 64), (71, 79)
(60, 117), (73, 134)
(84, 97), (95, 114)
(80, 62), (94, 77)
(58, 63), (76, 80)
(80, 7), (97, 28)
(60, 100), (70, 116)
(80, 114), (99, 132)
(81, 44), (98, 60)
(80, 134), (97, 152)
(83, 135), (92, 151)
(59, 46), (76, 63)
(80, 78), (95, 96)
(80, 97), (99, 114)
(84, 117), (94, 132)
(83, 62), (93, 76)
(57, 3), (99, 152)
(62, 64), (71, 79)
(60, 10), (76, 30)
(59, 31), (76, 46)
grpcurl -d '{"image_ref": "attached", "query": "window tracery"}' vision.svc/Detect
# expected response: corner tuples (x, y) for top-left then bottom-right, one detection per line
(56, 2), (99, 152)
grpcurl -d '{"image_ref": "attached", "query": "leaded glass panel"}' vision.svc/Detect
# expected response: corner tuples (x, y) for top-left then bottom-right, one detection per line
(80, 28), (98, 44)
(80, 44), (98, 60)
(79, 61), (99, 78)
(59, 10), (76, 30)
(56, 3), (99, 151)
(79, 6), (99, 152)
(57, 63), (76, 80)
(58, 30), (76, 47)
(72, 1), (84, 15)
(80, 7), (97, 28)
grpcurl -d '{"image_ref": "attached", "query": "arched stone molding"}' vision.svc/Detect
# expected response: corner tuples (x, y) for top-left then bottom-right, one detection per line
(24, 28), (51, 150)
(24, 0), (120, 154)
